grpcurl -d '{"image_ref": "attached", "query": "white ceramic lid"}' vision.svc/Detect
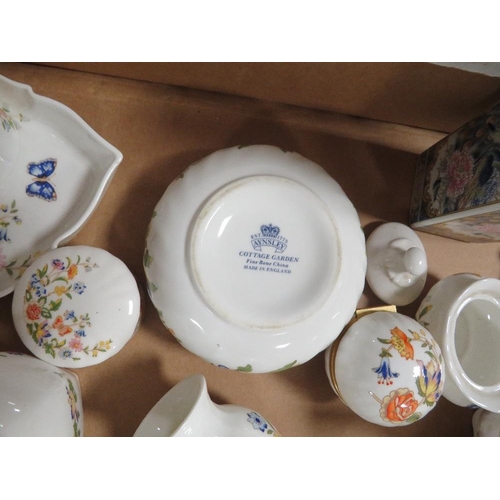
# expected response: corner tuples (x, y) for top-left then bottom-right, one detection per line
(366, 222), (427, 306)
(144, 145), (367, 373)
(326, 310), (445, 427)
(12, 245), (141, 368)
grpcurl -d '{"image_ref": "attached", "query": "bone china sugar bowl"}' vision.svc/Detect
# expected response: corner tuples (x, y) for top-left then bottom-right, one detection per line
(144, 145), (367, 373)
(325, 307), (445, 427)
(416, 273), (500, 412)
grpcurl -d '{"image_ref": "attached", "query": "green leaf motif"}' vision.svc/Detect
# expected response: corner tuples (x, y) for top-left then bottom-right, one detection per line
(143, 248), (153, 268)
(237, 364), (253, 373)
(49, 299), (63, 311)
(417, 305), (433, 320)
(38, 264), (48, 279)
(273, 360), (297, 372)
(41, 308), (52, 319)
(406, 413), (422, 424)
(44, 344), (56, 358)
(377, 338), (392, 344)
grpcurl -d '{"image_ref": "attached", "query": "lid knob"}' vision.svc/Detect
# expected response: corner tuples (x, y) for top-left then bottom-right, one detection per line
(366, 223), (427, 306)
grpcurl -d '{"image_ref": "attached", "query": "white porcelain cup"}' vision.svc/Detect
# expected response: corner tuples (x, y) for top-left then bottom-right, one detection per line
(0, 351), (83, 436)
(133, 374), (279, 437)
(416, 273), (500, 412)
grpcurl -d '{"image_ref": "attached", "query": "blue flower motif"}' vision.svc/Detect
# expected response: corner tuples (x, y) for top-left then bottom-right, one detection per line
(0, 226), (9, 242)
(34, 283), (47, 298)
(372, 357), (400, 385)
(75, 329), (86, 337)
(64, 310), (76, 322)
(29, 274), (40, 287)
(247, 411), (268, 433)
(73, 282), (86, 295)
(58, 349), (73, 359)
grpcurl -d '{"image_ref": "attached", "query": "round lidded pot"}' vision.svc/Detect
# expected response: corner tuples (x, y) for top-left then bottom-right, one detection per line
(11, 245), (141, 368)
(416, 273), (500, 412)
(325, 306), (445, 427)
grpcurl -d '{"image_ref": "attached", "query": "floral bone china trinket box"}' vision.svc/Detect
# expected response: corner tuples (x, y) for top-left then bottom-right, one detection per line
(325, 306), (445, 427)
(11, 245), (141, 368)
(410, 103), (500, 242)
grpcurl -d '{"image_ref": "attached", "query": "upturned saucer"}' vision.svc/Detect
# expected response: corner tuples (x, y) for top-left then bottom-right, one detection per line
(144, 145), (366, 373)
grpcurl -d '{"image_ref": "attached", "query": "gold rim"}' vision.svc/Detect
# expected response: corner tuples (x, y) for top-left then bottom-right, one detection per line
(329, 305), (397, 405)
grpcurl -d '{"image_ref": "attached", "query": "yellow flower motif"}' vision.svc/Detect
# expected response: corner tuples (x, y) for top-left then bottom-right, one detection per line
(98, 340), (112, 350)
(54, 285), (66, 297)
(410, 329), (421, 341)
(0, 204), (7, 212)
(91, 350), (99, 357)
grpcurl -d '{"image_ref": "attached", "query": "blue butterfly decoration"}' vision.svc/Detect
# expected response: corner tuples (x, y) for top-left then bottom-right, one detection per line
(26, 158), (57, 202)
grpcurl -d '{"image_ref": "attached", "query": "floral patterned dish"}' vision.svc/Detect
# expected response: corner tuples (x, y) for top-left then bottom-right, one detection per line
(325, 309), (445, 427)
(144, 145), (366, 373)
(11, 246), (141, 368)
(0, 75), (122, 297)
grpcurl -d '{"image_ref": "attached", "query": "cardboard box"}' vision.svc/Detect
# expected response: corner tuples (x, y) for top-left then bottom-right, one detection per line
(2, 62), (500, 437)
(410, 104), (500, 242)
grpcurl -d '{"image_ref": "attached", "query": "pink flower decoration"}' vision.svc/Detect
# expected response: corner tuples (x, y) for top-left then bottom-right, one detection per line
(68, 337), (83, 352)
(0, 247), (6, 270)
(446, 149), (474, 198)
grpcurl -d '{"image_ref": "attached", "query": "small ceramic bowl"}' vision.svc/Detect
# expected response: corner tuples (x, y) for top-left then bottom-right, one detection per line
(134, 374), (279, 437)
(0, 74), (123, 298)
(325, 307), (445, 427)
(0, 351), (83, 436)
(11, 245), (141, 368)
(144, 145), (366, 373)
(416, 273), (500, 412)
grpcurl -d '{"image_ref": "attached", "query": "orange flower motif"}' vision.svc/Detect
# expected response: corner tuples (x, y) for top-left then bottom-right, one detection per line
(67, 264), (78, 280)
(390, 327), (414, 360)
(26, 302), (41, 321)
(52, 316), (73, 336)
(380, 388), (420, 424)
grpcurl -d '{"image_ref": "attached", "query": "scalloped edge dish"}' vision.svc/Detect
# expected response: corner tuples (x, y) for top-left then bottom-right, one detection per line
(144, 145), (367, 373)
(0, 75), (123, 297)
